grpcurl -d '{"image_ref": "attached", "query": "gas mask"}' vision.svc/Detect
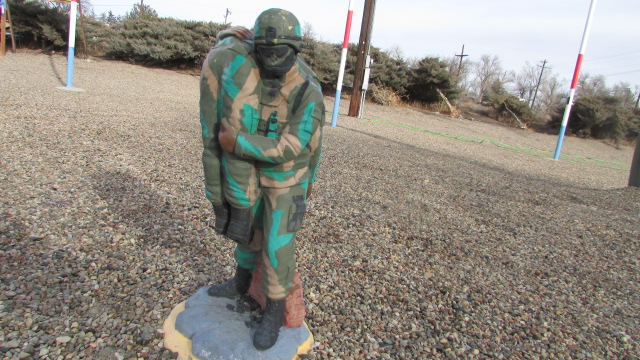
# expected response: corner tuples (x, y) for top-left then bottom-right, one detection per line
(255, 44), (297, 79)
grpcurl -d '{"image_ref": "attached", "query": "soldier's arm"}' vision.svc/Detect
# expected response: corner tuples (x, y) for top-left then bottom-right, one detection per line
(200, 54), (224, 206)
(307, 124), (323, 184)
(220, 89), (324, 164)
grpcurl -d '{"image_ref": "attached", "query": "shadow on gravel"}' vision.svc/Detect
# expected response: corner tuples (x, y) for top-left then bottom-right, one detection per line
(48, 55), (65, 86)
(90, 169), (190, 248)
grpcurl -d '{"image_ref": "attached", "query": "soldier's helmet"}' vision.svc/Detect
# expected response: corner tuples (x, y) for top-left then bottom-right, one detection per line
(253, 8), (303, 53)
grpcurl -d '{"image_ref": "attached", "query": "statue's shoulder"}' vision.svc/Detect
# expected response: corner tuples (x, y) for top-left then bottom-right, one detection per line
(296, 57), (322, 90)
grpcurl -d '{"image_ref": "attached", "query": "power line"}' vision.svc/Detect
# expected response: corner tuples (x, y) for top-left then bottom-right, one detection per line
(602, 69), (640, 77)
(588, 49), (640, 63)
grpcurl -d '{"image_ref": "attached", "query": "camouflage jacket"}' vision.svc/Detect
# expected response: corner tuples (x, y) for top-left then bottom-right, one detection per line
(230, 58), (325, 189)
(200, 30), (261, 207)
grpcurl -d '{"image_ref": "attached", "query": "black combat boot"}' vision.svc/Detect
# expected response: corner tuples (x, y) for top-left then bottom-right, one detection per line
(207, 266), (252, 298)
(253, 298), (285, 350)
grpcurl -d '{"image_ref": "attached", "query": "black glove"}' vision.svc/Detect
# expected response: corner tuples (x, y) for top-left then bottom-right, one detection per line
(212, 203), (230, 234)
(226, 207), (254, 246)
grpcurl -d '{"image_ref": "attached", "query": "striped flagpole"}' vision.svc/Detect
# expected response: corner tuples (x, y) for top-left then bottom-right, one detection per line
(553, 0), (598, 160)
(66, 0), (78, 87)
(331, 0), (355, 127)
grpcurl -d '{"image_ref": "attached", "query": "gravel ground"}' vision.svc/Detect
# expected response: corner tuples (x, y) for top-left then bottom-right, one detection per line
(1, 52), (639, 360)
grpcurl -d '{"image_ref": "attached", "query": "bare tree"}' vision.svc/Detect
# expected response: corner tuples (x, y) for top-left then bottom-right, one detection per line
(514, 62), (539, 102)
(538, 74), (566, 116)
(472, 54), (502, 102)
(578, 74), (608, 97)
(444, 55), (472, 96)
(611, 82), (636, 108)
(302, 21), (316, 42)
(387, 45), (404, 61)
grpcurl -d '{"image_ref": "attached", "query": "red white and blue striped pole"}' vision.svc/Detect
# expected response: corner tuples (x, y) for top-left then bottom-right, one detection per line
(331, 0), (355, 127)
(553, 0), (598, 160)
(65, 0), (79, 87)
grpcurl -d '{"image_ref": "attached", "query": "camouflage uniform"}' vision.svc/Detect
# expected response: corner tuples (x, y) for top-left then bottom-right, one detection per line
(228, 58), (325, 299)
(200, 27), (262, 239)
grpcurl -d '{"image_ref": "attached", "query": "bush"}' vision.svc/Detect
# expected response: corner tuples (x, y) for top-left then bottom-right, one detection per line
(368, 46), (411, 97)
(368, 84), (404, 106)
(8, 0), (69, 50)
(299, 39), (341, 91)
(489, 94), (534, 128)
(105, 18), (223, 68)
(406, 57), (458, 105)
(549, 95), (640, 145)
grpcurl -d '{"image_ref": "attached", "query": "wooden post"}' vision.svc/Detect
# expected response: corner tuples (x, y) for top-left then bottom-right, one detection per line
(1, 8), (5, 56)
(348, 0), (376, 117)
(3, 0), (16, 54)
(78, 0), (89, 59)
(629, 134), (640, 187)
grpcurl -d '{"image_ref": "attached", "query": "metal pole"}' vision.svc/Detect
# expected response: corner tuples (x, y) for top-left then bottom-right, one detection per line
(65, 0), (78, 87)
(331, 0), (355, 127)
(553, 0), (598, 160)
(358, 55), (372, 118)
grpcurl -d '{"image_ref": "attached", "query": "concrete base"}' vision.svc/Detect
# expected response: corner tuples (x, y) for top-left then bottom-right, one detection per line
(163, 287), (313, 360)
(56, 86), (86, 92)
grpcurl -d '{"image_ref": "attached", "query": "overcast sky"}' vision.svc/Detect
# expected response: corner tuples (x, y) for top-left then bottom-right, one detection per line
(89, 0), (640, 90)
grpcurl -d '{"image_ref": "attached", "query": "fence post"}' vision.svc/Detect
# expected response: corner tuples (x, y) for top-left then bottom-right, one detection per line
(629, 134), (640, 187)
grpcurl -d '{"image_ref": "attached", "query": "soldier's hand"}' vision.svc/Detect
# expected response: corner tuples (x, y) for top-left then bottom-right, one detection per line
(306, 183), (313, 200)
(229, 26), (254, 41)
(218, 119), (238, 153)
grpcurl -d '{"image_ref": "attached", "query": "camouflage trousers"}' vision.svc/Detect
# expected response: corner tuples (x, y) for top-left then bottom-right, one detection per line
(233, 180), (309, 299)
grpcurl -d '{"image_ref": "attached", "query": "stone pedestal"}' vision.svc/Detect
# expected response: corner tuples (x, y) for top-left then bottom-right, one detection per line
(163, 287), (313, 360)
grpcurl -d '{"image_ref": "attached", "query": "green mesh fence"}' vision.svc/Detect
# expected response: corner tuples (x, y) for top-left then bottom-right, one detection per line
(329, 112), (631, 172)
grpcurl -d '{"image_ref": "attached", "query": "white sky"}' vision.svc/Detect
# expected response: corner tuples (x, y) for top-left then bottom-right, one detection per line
(89, 0), (640, 90)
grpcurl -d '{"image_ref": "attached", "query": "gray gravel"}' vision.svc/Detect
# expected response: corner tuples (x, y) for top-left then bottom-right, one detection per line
(1, 52), (639, 360)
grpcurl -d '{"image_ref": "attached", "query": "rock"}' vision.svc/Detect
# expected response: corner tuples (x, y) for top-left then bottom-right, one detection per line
(4, 340), (20, 349)
(56, 336), (72, 344)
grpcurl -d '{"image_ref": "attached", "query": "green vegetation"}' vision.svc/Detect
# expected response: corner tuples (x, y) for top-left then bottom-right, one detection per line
(549, 96), (639, 146)
(105, 18), (223, 67)
(7, 0), (638, 144)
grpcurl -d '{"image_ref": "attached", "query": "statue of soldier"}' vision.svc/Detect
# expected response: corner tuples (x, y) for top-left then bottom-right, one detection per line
(202, 9), (325, 351)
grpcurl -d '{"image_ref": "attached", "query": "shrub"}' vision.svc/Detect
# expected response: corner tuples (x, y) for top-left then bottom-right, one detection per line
(489, 94), (534, 128)
(8, 0), (68, 50)
(549, 95), (640, 145)
(368, 84), (404, 106)
(105, 18), (223, 68)
(406, 57), (458, 105)
(299, 39), (341, 91)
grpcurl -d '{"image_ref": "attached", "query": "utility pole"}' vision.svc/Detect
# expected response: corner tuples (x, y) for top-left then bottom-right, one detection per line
(455, 44), (468, 78)
(348, 0), (376, 117)
(531, 59), (547, 111)
(139, 0), (144, 18)
(224, 8), (231, 25)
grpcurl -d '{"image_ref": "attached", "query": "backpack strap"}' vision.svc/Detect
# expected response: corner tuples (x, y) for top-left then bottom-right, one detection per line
(291, 75), (312, 115)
